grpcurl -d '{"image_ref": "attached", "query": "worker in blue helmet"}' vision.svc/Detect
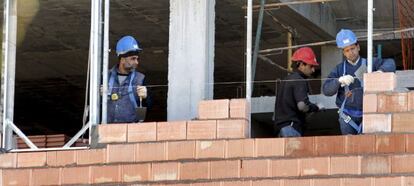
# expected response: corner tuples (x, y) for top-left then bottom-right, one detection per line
(322, 29), (396, 135)
(107, 35), (151, 123)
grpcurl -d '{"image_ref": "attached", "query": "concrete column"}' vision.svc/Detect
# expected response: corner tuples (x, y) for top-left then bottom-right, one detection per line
(167, 0), (215, 121)
(321, 45), (343, 89)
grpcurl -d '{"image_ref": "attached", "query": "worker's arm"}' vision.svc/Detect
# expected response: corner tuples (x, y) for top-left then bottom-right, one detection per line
(322, 65), (342, 96)
(294, 81), (319, 113)
(374, 58), (396, 72)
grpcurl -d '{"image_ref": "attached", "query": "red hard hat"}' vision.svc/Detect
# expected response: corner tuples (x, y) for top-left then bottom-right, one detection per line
(292, 47), (319, 66)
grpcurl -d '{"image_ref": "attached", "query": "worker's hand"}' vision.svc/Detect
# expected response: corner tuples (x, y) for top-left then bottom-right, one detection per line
(338, 75), (355, 87)
(317, 103), (326, 111)
(137, 86), (147, 99)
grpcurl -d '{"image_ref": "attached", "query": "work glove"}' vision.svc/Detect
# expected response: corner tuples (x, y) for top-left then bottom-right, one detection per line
(338, 75), (355, 87)
(137, 86), (147, 99)
(317, 103), (326, 111)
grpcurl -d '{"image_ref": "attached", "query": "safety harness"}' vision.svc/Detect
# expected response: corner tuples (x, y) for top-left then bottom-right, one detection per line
(108, 68), (139, 109)
(338, 59), (366, 134)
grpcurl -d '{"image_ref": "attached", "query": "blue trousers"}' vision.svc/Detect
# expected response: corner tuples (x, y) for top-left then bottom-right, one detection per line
(278, 125), (301, 137)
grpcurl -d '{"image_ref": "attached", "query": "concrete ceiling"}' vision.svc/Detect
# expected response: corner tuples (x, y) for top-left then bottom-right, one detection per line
(0, 0), (406, 135)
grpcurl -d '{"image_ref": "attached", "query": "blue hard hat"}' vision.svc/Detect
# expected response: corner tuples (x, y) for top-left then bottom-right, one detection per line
(336, 29), (357, 48)
(116, 36), (142, 56)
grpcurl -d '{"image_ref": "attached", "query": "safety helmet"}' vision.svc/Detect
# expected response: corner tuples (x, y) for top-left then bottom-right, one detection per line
(292, 47), (319, 66)
(116, 35), (142, 56)
(336, 29), (357, 48)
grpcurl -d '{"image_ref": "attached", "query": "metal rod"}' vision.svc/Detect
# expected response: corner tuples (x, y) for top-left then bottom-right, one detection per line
(101, 0), (110, 124)
(6, 120), (38, 149)
(2, 0), (17, 149)
(11, 146), (88, 153)
(63, 122), (90, 148)
(252, 0), (265, 95)
(90, 0), (101, 126)
(246, 0), (253, 138)
(367, 0), (373, 73)
(247, 0), (338, 10)
(287, 32), (293, 72)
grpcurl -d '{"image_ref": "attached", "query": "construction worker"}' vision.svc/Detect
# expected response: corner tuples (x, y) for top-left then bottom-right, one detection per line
(323, 29), (396, 135)
(274, 47), (323, 137)
(107, 35), (150, 123)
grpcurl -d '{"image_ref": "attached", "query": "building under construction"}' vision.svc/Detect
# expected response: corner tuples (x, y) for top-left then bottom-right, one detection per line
(1, 0), (414, 185)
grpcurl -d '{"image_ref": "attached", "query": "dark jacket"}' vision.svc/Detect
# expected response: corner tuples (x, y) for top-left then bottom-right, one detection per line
(274, 71), (319, 133)
(107, 65), (151, 123)
(322, 57), (395, 113)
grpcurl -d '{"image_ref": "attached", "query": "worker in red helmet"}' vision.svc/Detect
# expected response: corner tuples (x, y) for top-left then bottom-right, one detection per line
(274, 47), (324, 137)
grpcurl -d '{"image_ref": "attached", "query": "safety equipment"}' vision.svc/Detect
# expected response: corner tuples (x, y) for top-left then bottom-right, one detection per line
(338, 75), (355, 87)
(137, 86), (147, 99)
(292, 47), (319, 66)
(116, 36), (142, 56)
(336, 29), (357, 48)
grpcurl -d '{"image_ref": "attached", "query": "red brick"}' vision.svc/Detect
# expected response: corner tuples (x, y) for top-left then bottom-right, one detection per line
(90, 165), (121, 184)
(300, 157), (329, 176)
(167, 141), (195, 160)
(61, 167), (90, 185)
(187, 120), (217, 140)
(364, 94), (378, 113)
(55, 150), (76, 166)
(196, 140), (225, 159)
(137, 142), (166, 161)
(157, 121), (187, 141)
(377, 92), (408, 113)
(77, 148), (106, 165)
(152, 162), (179, 181)
(283, 179), (311, 186)
(285, 136), (315, 157)
(2, 169), (30, 186)
(180, 162), (210, 180)
(121, 163), (151, 182)
(312, 178), (341, 186)
(345, 135), (375, 154)
(192, 182), (221, 186)
(17, 152), (46, 167)
(392, 154), (414, 173)
(198, 99), (229, 119)
(226, 139), (255, 158)
(240, 159), (269, 178)
(217, 119), (248, 139)
(255, 138), (284, 157)
(408, 91), (414, 111)
(405, 176), (414, 185)
(127, 122), (157, 142)
(361, 155), (390, 174)
(107, 144), (135, 163)
(342, 177), (372, 186)
(97, 124), (127, 143)
(393, 113), (414, 132)
(364, 72), (396, 93)
(330, 156), (361, 175)
(376, 134), (406, 153)
(32, 168), (60, 186)
(0, 153), (17, 168)
(363, 114), (392, 133)
(221, 180), (251, 186)
(229, 99), (249, 119)
(252, 180), (281, 186)
(374, 176), (403, 186)
(406, 134), (414, 153)
(46, 151), (58, 166)
(315, 135), (345, 155)
(210, 160), (240, 179)
(271, 159), (299, 177)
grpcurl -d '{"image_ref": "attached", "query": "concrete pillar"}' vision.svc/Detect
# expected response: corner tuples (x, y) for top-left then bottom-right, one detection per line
(167, 0), (215, 121)
(321, 45), (343, 88)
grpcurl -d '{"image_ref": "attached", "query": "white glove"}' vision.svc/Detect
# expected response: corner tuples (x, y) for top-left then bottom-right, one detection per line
(338, 75), (355, 87)
(317, 103), (325, 111)
(137, 86), (147, 99)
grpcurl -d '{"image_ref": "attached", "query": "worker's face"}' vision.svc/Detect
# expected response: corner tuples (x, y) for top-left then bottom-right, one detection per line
(342, 44), (360, 63)
(300, 63), (315, 77)
(121, 55), (139, 72)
